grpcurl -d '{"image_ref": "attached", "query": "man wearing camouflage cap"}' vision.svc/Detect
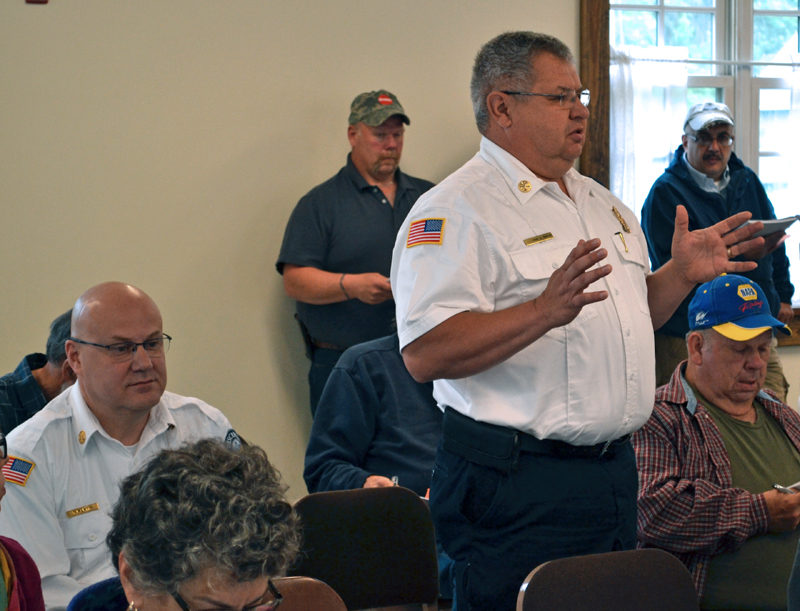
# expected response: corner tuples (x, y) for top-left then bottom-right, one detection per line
(277, 90), (434, 415)
(642, 101), (794, 399)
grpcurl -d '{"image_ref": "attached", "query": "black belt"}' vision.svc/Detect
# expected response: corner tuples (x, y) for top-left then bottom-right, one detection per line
(442, 406), (631, 473)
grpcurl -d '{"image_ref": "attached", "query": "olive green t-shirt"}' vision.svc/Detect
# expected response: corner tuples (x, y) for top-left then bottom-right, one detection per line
(695, 391), (800, 611)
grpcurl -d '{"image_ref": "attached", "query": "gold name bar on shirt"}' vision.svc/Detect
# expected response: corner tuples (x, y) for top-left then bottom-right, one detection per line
(524, 232), (554, 246)
(66, 503), (99, 519)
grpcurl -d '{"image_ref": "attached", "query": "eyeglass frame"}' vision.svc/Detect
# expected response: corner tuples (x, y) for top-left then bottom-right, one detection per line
(686, 132), (735, 147)
(171, 580), (282, 611)
(500, 88), (590, 108)
(67, 334), (172, 361)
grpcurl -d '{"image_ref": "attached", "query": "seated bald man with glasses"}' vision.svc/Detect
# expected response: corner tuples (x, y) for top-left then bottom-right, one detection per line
(0, 282), (238, 611)
(642, 102), (794, 400)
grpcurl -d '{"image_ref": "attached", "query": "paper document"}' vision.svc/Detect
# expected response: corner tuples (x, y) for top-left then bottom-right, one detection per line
(744, 215), (799, 238)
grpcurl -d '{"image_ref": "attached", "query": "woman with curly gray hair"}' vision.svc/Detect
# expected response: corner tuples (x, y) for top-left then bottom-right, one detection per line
(67, 439), (300, 611)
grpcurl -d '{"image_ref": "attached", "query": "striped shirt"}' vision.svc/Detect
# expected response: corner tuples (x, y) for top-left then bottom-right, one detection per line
(632, 363), (800, 596)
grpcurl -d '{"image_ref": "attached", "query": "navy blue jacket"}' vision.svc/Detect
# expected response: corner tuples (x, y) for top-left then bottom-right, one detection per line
(303, 334), (442, 496)
(641, 146), (793, 338)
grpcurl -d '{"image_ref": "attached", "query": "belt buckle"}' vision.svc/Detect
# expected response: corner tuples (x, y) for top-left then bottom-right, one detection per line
(598, 439), (613, 458)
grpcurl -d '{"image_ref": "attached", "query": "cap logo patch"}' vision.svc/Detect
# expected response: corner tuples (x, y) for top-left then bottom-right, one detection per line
(737, 284), (757, 300)
(377, 94), (393, 106)
(695, 311), (709, 325)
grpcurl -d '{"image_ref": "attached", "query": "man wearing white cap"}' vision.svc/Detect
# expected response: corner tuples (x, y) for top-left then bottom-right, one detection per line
(634, 274), (800, 611)
(642, 102), (794, 399)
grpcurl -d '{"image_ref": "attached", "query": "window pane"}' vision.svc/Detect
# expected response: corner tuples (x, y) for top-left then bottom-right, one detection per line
(754, 1), (799, 10)
(665, 0), (714, 7)
(687, 87), (720, 106)
(665, 11), (714, 74)
(753, 15), (799, 77)
(611, 10), (658, 47)
(760, 89), (792, 153)
(610, 0), (657, 5)
(758, 88), (800, 306)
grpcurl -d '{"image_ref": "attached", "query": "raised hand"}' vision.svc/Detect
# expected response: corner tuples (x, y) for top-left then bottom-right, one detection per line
(670, 205), (763, 285)
(534, 238), (612, 330)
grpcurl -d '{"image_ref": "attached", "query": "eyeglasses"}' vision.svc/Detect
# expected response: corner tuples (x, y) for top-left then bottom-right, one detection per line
(686, 132), (734, 147)
(172, 580), (282, 611)
(501, 88), (590, 108)
(68, 334), (171, 363)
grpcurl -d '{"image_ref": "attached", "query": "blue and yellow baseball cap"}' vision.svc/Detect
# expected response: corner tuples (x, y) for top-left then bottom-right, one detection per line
(688, 274), (791, 341)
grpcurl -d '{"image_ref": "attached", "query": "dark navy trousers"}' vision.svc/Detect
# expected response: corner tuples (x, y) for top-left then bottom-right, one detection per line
(429, 438), (638, 611)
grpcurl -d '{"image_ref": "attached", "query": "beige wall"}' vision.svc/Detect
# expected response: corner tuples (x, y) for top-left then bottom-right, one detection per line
(5, 1), (796, 502)
(0, 0), (580, 500)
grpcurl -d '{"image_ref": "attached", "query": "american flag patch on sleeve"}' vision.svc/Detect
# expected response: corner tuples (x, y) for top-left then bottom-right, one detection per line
(3, 456), (35, 486)
(406, 218), (445, 247)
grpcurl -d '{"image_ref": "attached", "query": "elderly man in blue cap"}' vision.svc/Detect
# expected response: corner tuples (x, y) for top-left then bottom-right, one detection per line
(634, 274), (800, 611)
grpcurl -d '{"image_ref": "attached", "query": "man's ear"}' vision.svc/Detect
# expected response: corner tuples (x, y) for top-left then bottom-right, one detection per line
(347, 124), (359, 148)
(61, 359), (77, 384)
(681, 134), (689, 151)
(486, 91), (513, 129)
(65, 340), (82, 377)
(687, 332), (704, 365)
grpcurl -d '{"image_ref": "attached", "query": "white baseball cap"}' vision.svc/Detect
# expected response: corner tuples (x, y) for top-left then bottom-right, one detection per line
(684, 102), (734, 132)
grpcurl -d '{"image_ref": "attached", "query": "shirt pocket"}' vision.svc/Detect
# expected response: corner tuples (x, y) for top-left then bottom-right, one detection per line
(60, 508), (110, 579)
(610, 232), (650, 315)
(509, 243), (598, 328)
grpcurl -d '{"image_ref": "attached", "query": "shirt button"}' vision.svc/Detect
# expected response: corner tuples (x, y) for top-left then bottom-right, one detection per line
(89, 534), (97, 541)
(552, 262), (559, 269)
(629, 374), (635, 381)
(626, 330), (631, 337)
(382, 199), (387, 204)
(615, 289), (620, 296)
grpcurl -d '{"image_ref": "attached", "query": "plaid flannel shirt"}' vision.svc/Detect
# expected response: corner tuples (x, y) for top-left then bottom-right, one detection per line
(632, 362), (800, 596)
(0, 354), (48, 435)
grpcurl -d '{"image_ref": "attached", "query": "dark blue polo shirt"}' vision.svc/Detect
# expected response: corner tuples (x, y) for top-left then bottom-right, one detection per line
(276, 154), (434, 348)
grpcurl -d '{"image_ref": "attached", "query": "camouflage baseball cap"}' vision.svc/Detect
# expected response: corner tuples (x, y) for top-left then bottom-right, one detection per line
(348, 90), (410, 127)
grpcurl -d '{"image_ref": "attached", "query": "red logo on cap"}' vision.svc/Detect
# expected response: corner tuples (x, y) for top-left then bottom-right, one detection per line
(377, 94), (393, 106)
(739, 300), (763, 313)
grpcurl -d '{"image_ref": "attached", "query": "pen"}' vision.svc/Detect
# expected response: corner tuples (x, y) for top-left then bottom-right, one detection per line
(615, 231), (628, 253)
(391, 475), (399, 486)
(773, 484), (796, 494)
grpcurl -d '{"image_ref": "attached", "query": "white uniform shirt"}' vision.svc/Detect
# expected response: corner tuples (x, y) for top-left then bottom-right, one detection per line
(0, 382), (235, 611)
(391, 137), (655, 445)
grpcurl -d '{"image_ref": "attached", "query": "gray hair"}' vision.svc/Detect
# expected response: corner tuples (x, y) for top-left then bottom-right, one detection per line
(686, 328), (714, 345)
(470, 31), (575, 133)
(107, 439), (301, 595)
(46, 309), (72, 365)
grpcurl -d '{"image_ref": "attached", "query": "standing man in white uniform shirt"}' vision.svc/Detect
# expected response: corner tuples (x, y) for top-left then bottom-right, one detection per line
(0, 282), (238, 611)
(391, 31), (764, 611)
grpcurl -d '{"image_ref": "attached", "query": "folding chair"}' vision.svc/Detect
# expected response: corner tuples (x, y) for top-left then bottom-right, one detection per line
(274, 576), (347, 611)
(517, 548), (699, 611)
(289, 487), (440, 610)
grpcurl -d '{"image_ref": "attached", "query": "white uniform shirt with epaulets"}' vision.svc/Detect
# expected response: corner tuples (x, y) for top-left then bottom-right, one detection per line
(391, 136), (655, 446)
(0, 382), (236, 611)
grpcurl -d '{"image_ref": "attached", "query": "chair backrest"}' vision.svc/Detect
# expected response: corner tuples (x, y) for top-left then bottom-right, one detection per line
(517, 548), (700, 611)
(289, 487), (440, 611)
(274, 576), (347, 611)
